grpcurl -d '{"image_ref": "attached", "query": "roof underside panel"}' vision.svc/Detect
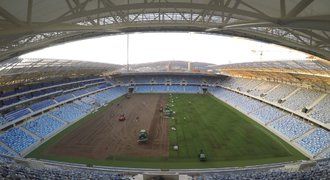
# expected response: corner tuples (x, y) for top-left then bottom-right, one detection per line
(0, 57), (121, 86)
(0, 0), (329, 62)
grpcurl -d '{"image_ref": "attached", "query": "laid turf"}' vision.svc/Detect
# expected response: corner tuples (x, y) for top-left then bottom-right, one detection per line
(27, 93), (307, 168)
(168, 94), (306, 164)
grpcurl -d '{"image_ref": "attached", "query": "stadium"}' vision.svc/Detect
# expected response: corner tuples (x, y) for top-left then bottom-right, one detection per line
(0, 1), (329, 179)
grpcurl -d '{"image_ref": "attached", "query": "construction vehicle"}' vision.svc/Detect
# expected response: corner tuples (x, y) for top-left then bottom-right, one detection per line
(138, 129), (148, 143)
(118, 114), (126, 121)
(164, 105), (173, 117)
(199, 149), (207, 161)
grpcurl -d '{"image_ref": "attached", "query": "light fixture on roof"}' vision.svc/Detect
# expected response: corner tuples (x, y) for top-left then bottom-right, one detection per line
(205, 27), (220, 32)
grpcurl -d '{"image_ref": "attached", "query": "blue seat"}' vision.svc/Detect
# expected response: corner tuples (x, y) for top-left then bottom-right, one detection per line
(0, 128), (37, 154)
(50, 104), (86, 123)
(270, 116), (312, 140)
(4, 108), (31, 124)
(298, 129), (330, 155)
(24, 115), (65, 138)
(29, 99), (56, 112)
(54, 93), (74, 103)
(185, 86), (201, 93)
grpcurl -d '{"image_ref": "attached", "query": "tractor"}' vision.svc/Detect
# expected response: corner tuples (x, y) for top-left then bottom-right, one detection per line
(198, 149), (207, 162)
(165, 109), (173, 117)
(138, 129), (148, 143)
(118, 114), (126, 121)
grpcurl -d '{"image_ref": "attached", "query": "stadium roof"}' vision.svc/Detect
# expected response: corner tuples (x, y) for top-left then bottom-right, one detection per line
(216, 59), (330, 92)
(0, 0), (330, 62)
(0, 58), (120, 86)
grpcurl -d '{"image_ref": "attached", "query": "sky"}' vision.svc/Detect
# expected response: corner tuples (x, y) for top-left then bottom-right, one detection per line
(21, 32), (309, 65)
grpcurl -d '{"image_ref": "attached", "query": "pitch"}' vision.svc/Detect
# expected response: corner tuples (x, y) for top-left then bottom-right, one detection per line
(27, 93), (307, 168)
(168, 94), (306, 165)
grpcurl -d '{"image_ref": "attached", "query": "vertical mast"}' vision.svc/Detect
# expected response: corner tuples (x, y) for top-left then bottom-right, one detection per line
(127, 34), (129, 72)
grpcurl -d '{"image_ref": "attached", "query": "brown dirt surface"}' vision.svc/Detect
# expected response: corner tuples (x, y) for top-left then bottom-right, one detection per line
(45, 94), (169, 160)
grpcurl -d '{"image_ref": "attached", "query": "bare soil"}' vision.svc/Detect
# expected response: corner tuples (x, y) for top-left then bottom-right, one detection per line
(46, 94), (169, 160)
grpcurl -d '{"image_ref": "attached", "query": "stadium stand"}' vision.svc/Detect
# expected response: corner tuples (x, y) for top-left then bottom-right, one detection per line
(213, 88), (264, 113)
(263, 84), (297, 102)
(0, 80), (111, 126)
(0, 146), (14, 157)
(0, 155), (329, 179)
(116, 76), (131, 84)
(198, 159), (330, 180)
(237, 98), (265, 113)
(2, 98), (19, 106)
(72, 89), (89, 97)
(171, 76), (183, 84)
(81, 97), (96, 105)
(249, 81), (277, 96)
(282, 89), (323, 111)
(0, 115), (5, 125)
(250, 105), (286, 125)
(319, 152), (330, 159)
(135, 85), (152, 93)
(23, 115), (65, 139)
(220, 77), (330, 129)
(85, 86), (99, 92)
(241, 79), (264, 92)
(309, 95), (330, 123)
(269, 116), (312, 140)
(29, 99), (56, 112)
(184, 85), (201, 93)
(0, 161), (131, 179)
(134, 76), (151, 84)
(209, 86), (329, 158)
(220, 77), (250, 89)
(153, 76), (166, 84)
(134, 85), (202, 93)
(72, 100), (94, 113)
(152, 85), (168, 92)
(89, 87), (126, 105)
(0, 77), (105, 109)
(184, 76), (204, 84)
(134, 85), (201, 93)
(90, 94), (108, 105)
(97, 83), (107, 89)
(49, 104), (86, 123)
(169, 85), (185, 93)
(114, 75), (216, 85)
(3, 108), (31, 124)
(298, 129), (330, 156)
(54, 93), (74, 103)
(0, 128), (38, 154)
